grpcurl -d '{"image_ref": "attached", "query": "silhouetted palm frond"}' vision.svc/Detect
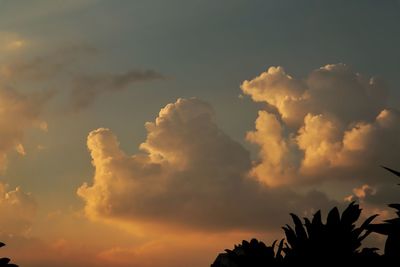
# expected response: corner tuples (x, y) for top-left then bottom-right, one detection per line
(283, 202), (378, 264)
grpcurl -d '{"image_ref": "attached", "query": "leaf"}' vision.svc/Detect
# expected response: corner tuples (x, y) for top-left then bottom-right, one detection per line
(358, 230), (372, 243)
(276, 239), (284, 259)
(381, 166), (400, 177)
(312, 210), (322, 226)
(384, 217), (400, 224)
(326, 207), (340, 226)
(341, 202), (361, 226)
(282, 225), (297, 249)
(388, 203), (400, 217)
(359, 214), (379, 231)
(290, 213), (307, 242)
(365, 223), (391, 235)
(304, 218), (312, 237)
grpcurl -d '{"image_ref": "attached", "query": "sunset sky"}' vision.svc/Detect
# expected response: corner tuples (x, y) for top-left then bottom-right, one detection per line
(1, 1), (400, 266)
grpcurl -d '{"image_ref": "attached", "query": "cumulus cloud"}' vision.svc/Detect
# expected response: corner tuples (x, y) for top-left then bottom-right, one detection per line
(241, 64), (400, 186)
(0, 87), (52, 172)
(78, 98), (336, 231)
(70, 70), (165, 111)
(0, 183), (36, 235)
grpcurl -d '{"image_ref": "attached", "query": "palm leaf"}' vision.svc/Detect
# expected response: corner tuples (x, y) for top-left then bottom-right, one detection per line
(326, 207), (340, 226)
(282, 225), (297, 248)
(341, 202), (361, 227)
(290, 213), (307, 242)
(276, 239), (284, 259)
(312, 210), (322, 226)
(381, 166), (400, 177)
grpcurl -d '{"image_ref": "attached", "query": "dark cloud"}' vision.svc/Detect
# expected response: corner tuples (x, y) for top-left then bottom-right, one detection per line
(0, 44), (165, 112)
(70, 69), (165, 111)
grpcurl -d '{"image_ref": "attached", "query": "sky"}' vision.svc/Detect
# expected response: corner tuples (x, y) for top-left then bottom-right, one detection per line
(0, 0), (400, 266)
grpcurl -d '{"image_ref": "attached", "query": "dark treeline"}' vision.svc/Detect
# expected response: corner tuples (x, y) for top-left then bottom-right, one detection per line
(211, 167), (400, 267)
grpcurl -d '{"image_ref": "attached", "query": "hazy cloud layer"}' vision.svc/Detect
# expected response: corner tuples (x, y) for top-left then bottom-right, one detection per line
(0, 183), (36, 235)
(0, 41), (165, 111)
(78, 98), (335, 231)
(0, 44), (97, 82)
(242, 64), (400, 186)
(70, 70), (165, 111)
(0, 87), (52, 172)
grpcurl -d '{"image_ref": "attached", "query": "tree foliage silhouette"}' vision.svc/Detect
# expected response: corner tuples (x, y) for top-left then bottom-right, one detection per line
(282, 202), (379, 265)
(367, 166), (400, 260)
(212, 203), (379, 267)
(211, 166), (400, 267)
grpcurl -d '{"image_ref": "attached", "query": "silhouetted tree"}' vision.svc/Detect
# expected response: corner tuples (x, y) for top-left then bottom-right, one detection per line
(367, 166), (400, 261)
(282, 202), (379, 265)
(211, 202), (380, 266)
(212, 166), (400, 266)
(0, 243), (18, 267)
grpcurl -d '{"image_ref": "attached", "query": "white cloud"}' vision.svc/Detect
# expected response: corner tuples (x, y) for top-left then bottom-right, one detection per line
(78, 98), (335, 231)
(242, 64), (400, 186)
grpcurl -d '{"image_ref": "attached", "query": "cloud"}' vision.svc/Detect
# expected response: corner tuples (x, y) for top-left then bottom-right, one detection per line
(0, 42), (165, 112)
(78, 98), (336, 231)
(2, 231), (259, 267)
(0, 87), (52, 172)
(0, 183), (37, 235)
(0, 44), (97, 82)
(1, 235), (107, 267)
(241, 64), (400, 186)
(0, 32), (27, 53)
(344, 184), (377, 202)
(96, 233), (255, 267)
(70, 70), (165, 111)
